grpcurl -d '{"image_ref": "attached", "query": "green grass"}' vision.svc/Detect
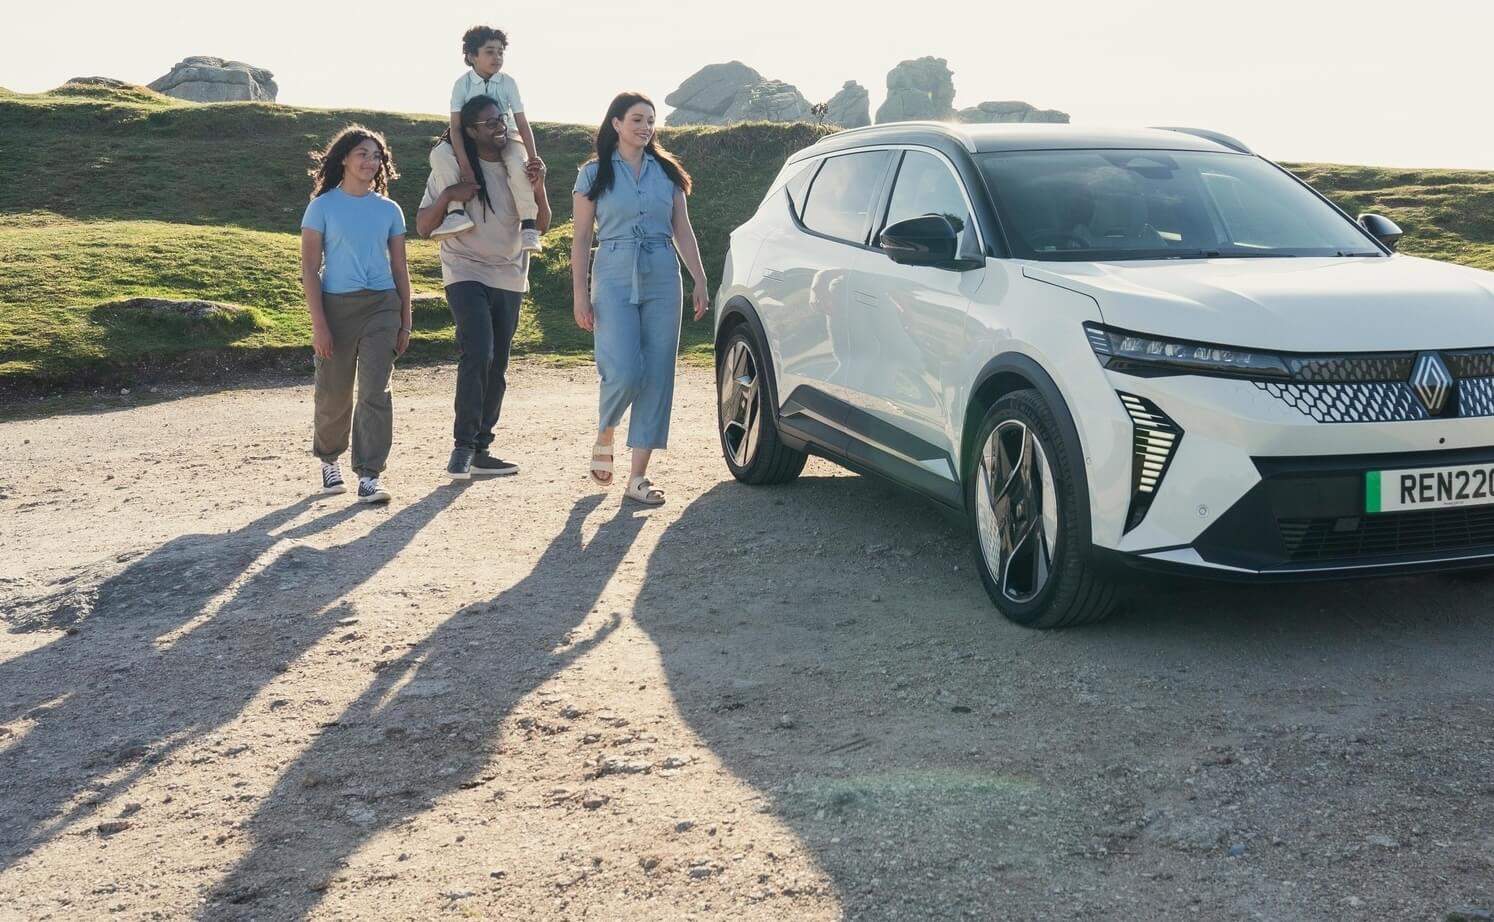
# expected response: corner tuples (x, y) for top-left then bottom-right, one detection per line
(1, 82), (1491, 388)
(0, 83), (827, 386)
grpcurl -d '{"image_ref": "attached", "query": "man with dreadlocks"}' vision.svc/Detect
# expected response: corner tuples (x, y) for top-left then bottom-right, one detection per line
(416, 95), (552, 480)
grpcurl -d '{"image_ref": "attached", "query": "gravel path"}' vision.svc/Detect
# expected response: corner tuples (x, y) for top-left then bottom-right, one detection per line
(2, 362), (1492, 921)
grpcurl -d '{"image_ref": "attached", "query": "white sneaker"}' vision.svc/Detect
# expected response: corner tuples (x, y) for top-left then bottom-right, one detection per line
(320, 461), (347, 494)
(431, 210), (475, 240)
(357, 476), (391, 504)
(520, 227), (543, 253)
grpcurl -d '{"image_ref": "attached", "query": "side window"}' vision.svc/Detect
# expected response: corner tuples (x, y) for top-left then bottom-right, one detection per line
(783, 160), (818, 220)
(799, 150), (893, 244)
(880, 150), (975, 251)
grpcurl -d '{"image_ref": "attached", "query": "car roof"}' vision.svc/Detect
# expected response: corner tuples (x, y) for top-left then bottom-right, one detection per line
(794, 121), (1253, 160)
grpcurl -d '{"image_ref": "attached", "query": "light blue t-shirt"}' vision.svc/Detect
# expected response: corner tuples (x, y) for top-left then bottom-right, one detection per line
(300, 187), (406, 294)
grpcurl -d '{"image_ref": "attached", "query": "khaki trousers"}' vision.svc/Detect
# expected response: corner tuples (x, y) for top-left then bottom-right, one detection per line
(312, 289), (401, 476)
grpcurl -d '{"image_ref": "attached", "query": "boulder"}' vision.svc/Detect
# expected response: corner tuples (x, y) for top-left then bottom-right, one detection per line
(148, 56), (277, 103)
(875, 57), (956, 123)
(665, 61), (764, 125)
(64, 76), (137, 90)
(958, 100), (1070, 124)
(723, 79), (813, 123)
(824, 81), (870, 128)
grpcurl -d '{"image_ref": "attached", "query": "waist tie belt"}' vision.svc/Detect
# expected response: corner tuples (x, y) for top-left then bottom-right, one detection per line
(598, 227), (675, 304)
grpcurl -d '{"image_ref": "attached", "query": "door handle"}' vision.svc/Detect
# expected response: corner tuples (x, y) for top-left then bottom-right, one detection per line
(761, 267), (785, 281)
(852, 290), (879, 306)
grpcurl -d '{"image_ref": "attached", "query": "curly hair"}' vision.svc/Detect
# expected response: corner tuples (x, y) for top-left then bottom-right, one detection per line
(462, 25), (508, 64)
(307, 124), (398, 200)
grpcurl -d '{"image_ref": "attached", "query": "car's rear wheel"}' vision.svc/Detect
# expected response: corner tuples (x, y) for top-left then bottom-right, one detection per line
(968, 390), (1118, 628)
(717, 326), (807, 485)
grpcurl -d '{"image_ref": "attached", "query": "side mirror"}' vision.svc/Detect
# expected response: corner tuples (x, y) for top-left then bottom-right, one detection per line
(880, 214), (980, 270)
(1358, 213), (1403, 252)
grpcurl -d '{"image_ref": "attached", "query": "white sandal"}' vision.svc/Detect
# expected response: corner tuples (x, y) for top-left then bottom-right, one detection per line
(625, 475), (665, 506)
(590, 442), (614, 486)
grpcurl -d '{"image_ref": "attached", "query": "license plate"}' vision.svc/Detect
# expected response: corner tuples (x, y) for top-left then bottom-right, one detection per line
(1366, 464), (1494, 513)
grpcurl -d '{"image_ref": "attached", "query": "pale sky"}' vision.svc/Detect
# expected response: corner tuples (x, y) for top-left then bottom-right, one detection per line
(6, 0), (1494, 168)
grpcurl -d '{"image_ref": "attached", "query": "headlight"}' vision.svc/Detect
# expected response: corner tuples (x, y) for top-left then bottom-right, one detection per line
(1084, 323), (1291, 379)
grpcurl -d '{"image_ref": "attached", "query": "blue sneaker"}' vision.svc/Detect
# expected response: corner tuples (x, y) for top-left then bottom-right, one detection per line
(357, 476), (391, 504)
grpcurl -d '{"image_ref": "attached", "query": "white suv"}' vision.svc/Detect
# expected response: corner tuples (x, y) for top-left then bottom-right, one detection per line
(713, 122), (1494, 628)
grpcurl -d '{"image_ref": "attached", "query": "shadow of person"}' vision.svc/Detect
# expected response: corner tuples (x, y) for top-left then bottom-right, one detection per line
(0, 488), (464, 873)
(627, 477), (1494, 920)
(203, 495), (644, 919)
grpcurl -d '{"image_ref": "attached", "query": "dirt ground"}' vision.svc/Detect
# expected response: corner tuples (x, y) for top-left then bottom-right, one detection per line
(2, 362), (1492, 922)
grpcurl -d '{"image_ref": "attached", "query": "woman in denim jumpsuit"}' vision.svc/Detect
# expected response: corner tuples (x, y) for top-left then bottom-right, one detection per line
(571, 92), (709, 505)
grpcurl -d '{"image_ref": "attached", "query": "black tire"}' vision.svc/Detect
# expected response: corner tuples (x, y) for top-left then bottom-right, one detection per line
(966, 390), (1118, 628)
(716, 325), (807, 485)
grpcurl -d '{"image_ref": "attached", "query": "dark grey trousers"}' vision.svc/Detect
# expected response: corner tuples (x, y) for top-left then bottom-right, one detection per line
(447, 281), (522, 451)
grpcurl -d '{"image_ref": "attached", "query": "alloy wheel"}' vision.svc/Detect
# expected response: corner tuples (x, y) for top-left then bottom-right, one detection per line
(975, 420), (1060, 603)
(719, 338), (762, 469)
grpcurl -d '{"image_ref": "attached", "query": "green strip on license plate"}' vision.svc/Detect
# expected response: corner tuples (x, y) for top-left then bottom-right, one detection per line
(1365, 470), (1381, 514)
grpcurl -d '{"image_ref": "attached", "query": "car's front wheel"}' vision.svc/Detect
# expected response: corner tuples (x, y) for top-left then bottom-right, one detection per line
(968, 390), (1118, 628)
(717, 326), (807, 485)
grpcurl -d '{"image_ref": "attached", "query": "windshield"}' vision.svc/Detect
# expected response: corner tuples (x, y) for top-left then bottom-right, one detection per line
(977, 149), (1384, 261)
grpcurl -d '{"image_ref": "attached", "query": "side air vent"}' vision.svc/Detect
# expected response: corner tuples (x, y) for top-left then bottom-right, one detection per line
(1119, 392), (1183, 533)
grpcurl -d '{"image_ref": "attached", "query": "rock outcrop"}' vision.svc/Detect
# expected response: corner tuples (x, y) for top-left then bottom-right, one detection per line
(824, 81), (870, 128)
(875, 57), (956, 123)
(148, 57), (277, 103)
(664, 61), (763, 125)
(723, 79), (813, 123)
(958, 100), (1070, 124)
(64, 76), (137, 90)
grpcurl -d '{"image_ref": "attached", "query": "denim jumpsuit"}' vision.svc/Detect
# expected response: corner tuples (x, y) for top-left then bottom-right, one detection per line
(574, 152), (683, 449)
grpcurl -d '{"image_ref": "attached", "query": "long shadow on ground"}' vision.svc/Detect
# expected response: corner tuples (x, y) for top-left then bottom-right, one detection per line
(202, 495), (644, 919)
(0, 487), (463, 874)
(631, 475), (1494, 920)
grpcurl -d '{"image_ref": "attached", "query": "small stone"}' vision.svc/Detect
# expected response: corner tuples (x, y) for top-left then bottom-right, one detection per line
(559, 705), (582, 720)
(688, 865), (713, 879)
(337, 617), (359, 626)
(675, 820), (696, 833)
(871, 594), (881, 603)
(1366, 834), (1398, 849)
(661, 755), (689, 769)
(1228, 843), (1247, 857)
(120, 388), (130, 396)
(640, 856), (661, 871)
(776, 715), (795, 730)
(1449, 909), (1493, 922)
(489, 868), (506, 879)
(445, 890), (475, 901)
(97, 821), (131, 836)
(581, 793), (609, 810)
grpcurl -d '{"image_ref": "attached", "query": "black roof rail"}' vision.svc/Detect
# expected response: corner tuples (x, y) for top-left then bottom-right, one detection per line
(1150, 126), (1253, 154)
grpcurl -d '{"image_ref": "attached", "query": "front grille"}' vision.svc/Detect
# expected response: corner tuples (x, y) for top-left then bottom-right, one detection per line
(1255, 380), (1429, 423)
(1280, 506), (1494, 562)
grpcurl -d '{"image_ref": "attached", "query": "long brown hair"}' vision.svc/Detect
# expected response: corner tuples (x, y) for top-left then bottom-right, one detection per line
(307, 124), (399, 199)
(582, 92), (692, 201)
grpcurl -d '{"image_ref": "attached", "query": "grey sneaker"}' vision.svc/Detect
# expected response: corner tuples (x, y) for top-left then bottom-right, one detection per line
(431, 209), (475, 240)
(520, 227), (543, 253)
(357, 476), (391, 504)
(320, 461), (347, 494)
(447, 447), (474, 480)
(472, 451), (518, 477)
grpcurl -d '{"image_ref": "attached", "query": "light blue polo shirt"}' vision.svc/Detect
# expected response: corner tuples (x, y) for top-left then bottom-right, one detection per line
(450, 70), (522, 132)
(301, 187), (406, 294)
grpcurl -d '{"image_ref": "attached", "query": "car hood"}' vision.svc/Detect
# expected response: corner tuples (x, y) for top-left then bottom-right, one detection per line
(1023, 255), (1494, 352)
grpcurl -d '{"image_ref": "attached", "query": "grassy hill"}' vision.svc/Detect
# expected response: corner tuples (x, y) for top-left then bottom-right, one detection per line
(2, 83), (1492, 388)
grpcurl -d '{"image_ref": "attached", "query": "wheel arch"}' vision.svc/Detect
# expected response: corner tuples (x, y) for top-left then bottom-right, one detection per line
(716, 296), (784, 413)
(961, 353), (1092, 528)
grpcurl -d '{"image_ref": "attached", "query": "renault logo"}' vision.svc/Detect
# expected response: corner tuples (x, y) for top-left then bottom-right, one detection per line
(1410, 352), (1455, 415)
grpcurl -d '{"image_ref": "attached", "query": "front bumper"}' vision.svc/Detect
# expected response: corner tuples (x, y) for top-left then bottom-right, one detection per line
(1086, 372), (1494, 576)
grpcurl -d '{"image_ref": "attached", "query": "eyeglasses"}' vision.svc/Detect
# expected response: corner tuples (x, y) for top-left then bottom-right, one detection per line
(474, 118), (507, 131)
